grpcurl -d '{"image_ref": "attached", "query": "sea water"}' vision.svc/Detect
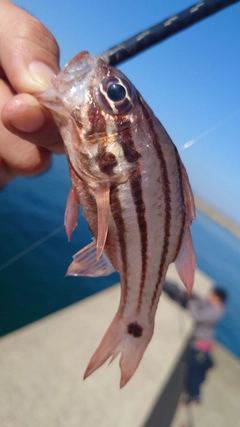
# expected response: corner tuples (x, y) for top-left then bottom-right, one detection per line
(0, 156), (240, 358)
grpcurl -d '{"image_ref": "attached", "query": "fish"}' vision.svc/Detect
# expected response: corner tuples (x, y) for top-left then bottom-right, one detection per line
(36, 51), (196, 387)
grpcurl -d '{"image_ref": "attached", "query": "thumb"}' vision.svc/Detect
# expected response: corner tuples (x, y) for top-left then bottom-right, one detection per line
(0, 1), (60, 93)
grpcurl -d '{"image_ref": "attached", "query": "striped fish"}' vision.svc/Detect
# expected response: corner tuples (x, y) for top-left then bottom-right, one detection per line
(37, 51), (195, 387)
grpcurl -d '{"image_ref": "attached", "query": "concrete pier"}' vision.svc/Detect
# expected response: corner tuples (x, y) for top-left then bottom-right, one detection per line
(0, 265), (196, 427)
(0, 265), (239, 426)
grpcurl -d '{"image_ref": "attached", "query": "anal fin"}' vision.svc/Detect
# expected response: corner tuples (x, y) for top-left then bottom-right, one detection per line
(66, 240), (115, 277)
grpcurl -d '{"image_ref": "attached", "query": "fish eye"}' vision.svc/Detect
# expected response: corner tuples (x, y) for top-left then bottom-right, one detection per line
(98, 75), (137, 115)
(107, 83), (126, 102)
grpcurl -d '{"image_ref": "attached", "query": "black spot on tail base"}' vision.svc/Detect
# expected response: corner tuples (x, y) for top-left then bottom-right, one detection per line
(127, 322), (143, 337)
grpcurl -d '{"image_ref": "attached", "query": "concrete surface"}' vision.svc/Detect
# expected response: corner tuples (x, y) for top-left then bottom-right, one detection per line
(0, 264), (196, 427)
(0, 265), (237, 427)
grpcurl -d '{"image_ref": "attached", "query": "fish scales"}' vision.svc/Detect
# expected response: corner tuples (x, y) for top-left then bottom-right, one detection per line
(36, 51), (195, 387)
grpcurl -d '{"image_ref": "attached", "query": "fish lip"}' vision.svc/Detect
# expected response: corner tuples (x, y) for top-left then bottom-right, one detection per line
(35, 52), (97, 109)
(54, 52), (97, 90)
(36, 51), (94, 89)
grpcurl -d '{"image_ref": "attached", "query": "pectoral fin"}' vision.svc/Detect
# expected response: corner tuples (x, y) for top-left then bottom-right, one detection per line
(95, 186), (110, 260)
(66, 240), (115, 277)
(175, 227), (196, 296)
(64, 186), (79, 241)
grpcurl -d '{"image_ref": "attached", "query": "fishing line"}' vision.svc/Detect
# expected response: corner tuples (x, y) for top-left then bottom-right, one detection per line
(0, 224), (64, 272)
(99, 0), (240, 66)
(3, 1), (238, 274)
(180, 108), (240, 150)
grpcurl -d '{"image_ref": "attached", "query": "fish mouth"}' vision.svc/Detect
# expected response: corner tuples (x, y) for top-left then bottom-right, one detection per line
(54, 51), (97, 93)
(35, 51), (97, 113)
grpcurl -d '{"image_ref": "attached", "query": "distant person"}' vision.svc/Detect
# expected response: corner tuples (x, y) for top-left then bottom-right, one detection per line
(163, 282), (227, 404)
(0, 0), (63, 189)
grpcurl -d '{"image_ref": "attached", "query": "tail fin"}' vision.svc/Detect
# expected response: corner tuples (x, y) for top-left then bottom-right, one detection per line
(84, 314), (153, 388)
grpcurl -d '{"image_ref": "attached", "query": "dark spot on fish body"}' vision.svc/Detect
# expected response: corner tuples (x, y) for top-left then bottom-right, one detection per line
(127, 322), (143, 337)
(96, 149), (118, 176)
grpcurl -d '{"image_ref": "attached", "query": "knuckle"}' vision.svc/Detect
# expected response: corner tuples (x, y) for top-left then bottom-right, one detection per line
(9, 14), (60, 65)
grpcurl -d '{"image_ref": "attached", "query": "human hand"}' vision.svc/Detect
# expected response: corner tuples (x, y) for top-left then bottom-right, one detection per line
(0, 0), (64, 188)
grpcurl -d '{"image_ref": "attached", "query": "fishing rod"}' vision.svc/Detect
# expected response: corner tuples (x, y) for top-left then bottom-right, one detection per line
(2, 1), (239, 272)
(99, 0), (240, 66)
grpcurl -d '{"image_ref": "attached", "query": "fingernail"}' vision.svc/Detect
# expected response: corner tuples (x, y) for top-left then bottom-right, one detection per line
(28, 61), (56, 89)
(10, 106), (46, 133)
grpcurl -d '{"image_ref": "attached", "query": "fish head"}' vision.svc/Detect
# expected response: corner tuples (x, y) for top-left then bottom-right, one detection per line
(36, 52), (145, 186)
(36, 51), (142, 185)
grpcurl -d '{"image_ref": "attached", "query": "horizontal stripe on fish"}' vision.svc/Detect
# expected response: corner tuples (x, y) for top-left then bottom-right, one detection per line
(110, 184), (129, 316)
(129, 172), (148, 313)
(139, 100), (188, 318)
(140, 101), (171, 314)
(112, 116), (148, 315)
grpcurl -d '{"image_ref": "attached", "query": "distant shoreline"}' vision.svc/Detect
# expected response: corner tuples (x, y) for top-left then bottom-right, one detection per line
(194, 196), (240, 239)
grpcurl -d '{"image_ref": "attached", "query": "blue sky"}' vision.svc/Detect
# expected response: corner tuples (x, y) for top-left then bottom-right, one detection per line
(15, 0), (240, 224)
